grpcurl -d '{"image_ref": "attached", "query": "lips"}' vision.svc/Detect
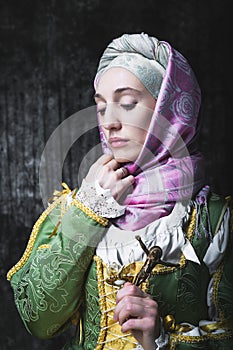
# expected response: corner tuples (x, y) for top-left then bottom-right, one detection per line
(108, 137), (129, 148)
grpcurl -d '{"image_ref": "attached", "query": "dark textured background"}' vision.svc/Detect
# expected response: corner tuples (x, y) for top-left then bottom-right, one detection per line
(0, 1), (232, 349)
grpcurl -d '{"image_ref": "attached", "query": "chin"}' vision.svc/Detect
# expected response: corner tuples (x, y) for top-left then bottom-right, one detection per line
(113, 154), (136, 163)
(115, 158), (130, 163)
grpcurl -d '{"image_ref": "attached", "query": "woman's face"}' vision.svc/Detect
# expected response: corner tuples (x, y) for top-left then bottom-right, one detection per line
(94, 67), (156, 163)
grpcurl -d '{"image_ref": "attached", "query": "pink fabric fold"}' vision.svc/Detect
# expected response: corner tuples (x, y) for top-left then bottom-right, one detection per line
(95, 34), (206, 230)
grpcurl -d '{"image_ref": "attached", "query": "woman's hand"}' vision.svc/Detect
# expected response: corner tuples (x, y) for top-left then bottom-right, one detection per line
(85, 154), (134, 202)
(114, 282), (160, 350)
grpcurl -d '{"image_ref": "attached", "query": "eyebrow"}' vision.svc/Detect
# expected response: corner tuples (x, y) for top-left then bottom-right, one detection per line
(94, 87), (142, 100)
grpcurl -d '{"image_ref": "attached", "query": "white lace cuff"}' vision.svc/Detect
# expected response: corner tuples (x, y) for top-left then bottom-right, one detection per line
(76, 179), (126, 218)
(136, 318), (169, 349)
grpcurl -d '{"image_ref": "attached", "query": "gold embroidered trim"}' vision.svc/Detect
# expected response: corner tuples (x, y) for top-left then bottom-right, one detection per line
(169, 330), (233, 350)
(94, 256), (148, 350)
(95, 256), (107, 350)
(71, 198), (109, 227)
(212, 262), (224, 321)
(186, 206), (197, 240)
(6, 195), (65, 281)
(37, 244), (51, 250)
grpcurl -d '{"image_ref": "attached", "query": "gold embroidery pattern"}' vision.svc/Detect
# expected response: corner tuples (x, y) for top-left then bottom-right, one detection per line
(94, 256), (148, 350)
(212, 262), (224, 321)
(6, 195), (66, 281)
(37, 244), (51, 250)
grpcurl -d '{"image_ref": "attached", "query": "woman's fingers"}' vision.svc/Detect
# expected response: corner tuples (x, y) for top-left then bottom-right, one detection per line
(114, 283), (156, 322)
(102, 158), (120, 171)
(116, 282), (146, 303)
(112, 175), (134, 201)
(113, 282), (160, 348)
(115, 167), (128, 179)
(85, 154), (134, 200)
(121, 315), (156, 333)
(85, 154), (134, 201)
(100, 154), (114, 165)
(115, 296), (157, 326)
(85, 154), (116, 183)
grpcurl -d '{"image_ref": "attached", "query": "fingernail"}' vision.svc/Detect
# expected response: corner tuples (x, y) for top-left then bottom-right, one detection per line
(130, 176), (135, 183)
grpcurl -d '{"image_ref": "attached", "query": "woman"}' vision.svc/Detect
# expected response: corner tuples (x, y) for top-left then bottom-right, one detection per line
(7, 33), (233, 349)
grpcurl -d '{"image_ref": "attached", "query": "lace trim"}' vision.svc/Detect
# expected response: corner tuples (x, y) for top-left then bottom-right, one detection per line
(76, 179), (125, 218)
(71, 198), (109, 227)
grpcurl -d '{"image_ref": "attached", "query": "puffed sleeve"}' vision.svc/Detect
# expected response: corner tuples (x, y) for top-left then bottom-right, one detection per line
(7, 185), (108, 339)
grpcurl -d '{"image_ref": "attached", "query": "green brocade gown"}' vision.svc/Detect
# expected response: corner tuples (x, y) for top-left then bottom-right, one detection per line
(7, 188), (233, 349)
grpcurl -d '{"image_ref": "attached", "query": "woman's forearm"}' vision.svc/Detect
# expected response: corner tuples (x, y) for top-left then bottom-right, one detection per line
(8, 191), (106, 339)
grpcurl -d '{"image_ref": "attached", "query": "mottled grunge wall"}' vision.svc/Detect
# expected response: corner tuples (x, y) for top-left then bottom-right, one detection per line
(0, 1), (232, 349)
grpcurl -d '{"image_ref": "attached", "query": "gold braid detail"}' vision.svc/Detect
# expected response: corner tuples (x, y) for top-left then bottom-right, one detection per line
(94, 256), (108, 350)
(37, 244), (51, 250)
(186, 207), (197, 240)
(71, 198), (109, 227)
(169, 331), (232, 350)
(212, 262), (224, 320)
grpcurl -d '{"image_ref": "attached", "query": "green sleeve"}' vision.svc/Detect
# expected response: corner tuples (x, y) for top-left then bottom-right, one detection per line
(8, 192), (106, 339)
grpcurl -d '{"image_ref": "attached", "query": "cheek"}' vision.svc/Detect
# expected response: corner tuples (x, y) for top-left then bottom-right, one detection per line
(137, 129), (148, 144)
(127, 127), (148, 146)
(130, 112), (152, 138)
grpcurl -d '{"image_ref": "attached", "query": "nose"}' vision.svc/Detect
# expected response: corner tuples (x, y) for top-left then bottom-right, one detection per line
(101, 103), (122, 131)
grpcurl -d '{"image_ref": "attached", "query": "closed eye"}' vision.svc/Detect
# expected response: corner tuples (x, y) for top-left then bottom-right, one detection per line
(97, 107), (106, 116)
(120, 103), (137, 111)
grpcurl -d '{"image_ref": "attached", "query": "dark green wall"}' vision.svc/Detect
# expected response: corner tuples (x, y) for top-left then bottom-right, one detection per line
(0, 1), (232, 349)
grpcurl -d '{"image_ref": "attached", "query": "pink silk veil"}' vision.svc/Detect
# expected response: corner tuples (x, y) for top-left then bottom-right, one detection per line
(95, 38), (206, 231)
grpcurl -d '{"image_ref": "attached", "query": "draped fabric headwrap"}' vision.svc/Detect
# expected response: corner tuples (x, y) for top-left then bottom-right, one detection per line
(94, 33), (206, 231)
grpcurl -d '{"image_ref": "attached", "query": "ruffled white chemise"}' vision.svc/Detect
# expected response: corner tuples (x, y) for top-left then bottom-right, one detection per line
(75, 180), (230, 349)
